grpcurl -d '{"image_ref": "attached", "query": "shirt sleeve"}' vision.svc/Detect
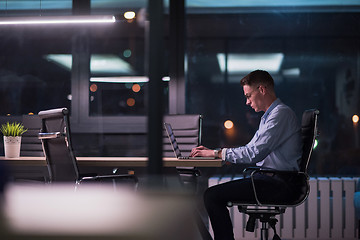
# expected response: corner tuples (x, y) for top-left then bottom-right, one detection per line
(224, 107), (297, 164)
(221, 148), (227, 160)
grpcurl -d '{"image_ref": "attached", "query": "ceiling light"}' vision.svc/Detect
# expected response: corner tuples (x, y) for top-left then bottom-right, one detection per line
(44, 54), (134, 75)
(282, 68), (300, 77)
(90, 76), (170, 83)
(0, 15), (115, 25)
(217, 53), (284, 74)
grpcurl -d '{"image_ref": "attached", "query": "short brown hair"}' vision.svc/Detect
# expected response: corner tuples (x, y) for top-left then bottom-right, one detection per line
(240, 70), (275, 89)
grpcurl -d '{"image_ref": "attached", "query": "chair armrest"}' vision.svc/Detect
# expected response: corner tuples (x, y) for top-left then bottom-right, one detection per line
(38, 132), (62, 140)
(79, 173), (97, 178)
(80, 174), (138, 183)
(247, 168), (307, 206)
(244, 166), (304, 177)
(242, 167), (260, 178)
(243, 166), (261, 173)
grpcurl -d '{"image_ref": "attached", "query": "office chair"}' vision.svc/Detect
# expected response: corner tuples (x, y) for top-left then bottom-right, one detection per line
(227, 109), (319, 240)
(21, 114), (44, 157)
(38, 108), (138, 187)
(163, 114), (203, 190)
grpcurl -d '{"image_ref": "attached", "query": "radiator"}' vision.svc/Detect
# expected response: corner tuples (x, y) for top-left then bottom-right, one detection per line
(208, 177), (358, 240)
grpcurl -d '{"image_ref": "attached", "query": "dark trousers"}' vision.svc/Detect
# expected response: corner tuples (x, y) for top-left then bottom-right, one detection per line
(204, 174), (297, 240)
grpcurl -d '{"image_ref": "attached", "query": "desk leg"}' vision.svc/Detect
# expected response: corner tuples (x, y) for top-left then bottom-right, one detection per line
(195, 209), (213, 240)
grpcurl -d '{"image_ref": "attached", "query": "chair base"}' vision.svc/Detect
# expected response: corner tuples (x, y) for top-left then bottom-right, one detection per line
(237, 205), (285, 240)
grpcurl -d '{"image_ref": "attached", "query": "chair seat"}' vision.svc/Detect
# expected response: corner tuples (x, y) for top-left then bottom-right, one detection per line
(237, 206), (286, 215)
(229, 169), (310, 207)
(229, 198), (304, 207)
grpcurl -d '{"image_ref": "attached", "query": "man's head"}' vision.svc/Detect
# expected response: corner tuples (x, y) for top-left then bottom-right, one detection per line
(240, 70), (277, 112)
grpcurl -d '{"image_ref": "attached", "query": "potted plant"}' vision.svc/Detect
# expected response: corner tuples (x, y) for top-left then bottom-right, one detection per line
(1, 122), (27, 158)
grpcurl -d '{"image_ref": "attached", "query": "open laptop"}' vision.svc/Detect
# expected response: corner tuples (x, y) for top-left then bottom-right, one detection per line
(164, 122), (216, 160)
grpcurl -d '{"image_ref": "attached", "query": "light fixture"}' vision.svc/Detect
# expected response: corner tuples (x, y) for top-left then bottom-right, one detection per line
(217, 53), (284, 74)
(45, 54), (170, 83)
(45, 54), (135, 75)
(90, 76), (170, 83)
(283, 68), (300, 77)
(0, 15), (116, 25)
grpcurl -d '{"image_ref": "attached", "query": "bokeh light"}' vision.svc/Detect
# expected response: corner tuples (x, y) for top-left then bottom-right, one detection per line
(90, 84), (98, 92)
(352, 114), (359, 124)
(127, 98), (135, 107)
(124, 11), (136, 20)
(313, 139), (318, 149)
(132, 84), (141, 93)
(123, 49), (132, 58)
(224, 120), (234, 129)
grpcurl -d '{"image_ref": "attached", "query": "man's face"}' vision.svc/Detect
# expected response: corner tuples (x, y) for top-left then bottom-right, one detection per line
(243, 84), (264, 112)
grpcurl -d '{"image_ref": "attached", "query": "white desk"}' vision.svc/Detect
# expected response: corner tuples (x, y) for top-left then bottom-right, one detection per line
(0, 156), (222, 168)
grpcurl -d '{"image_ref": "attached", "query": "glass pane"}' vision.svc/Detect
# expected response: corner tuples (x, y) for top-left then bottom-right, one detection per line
(89, 2), (169, 116)
(0, 27), (71, 115)
(89, 37), (147, 116)
(0, 0), (72, 15)
(186, 4), (360, 176)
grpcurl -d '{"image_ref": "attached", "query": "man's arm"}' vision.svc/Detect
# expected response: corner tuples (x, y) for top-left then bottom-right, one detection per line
(190, 146), (222, 158)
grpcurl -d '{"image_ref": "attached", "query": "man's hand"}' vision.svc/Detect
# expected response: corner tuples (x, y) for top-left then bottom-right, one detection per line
(190, 146), (215, 157)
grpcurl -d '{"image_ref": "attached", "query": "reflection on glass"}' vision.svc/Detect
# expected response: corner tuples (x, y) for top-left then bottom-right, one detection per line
(0, 35), (71, 115)
(186, 5), (360, 175)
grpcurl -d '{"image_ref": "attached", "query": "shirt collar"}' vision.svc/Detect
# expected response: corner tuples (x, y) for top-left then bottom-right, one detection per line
(262, 98), (281, 121)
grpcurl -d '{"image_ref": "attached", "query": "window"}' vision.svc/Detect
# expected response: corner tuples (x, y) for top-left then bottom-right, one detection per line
(186, 3), (360, 176)
(0, 27), (72, 116)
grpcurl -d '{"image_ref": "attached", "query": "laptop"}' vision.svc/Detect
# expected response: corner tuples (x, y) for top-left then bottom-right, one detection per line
(163, 122), (216, 160)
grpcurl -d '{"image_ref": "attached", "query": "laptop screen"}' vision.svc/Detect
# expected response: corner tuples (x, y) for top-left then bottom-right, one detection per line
(164, 123), (182, 158)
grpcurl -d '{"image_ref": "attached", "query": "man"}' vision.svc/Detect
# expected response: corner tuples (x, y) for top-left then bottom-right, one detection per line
(190, 70), (302, 240)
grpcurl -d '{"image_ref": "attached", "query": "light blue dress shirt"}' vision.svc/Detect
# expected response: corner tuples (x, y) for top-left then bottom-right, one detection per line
(223, 99), (302, 171)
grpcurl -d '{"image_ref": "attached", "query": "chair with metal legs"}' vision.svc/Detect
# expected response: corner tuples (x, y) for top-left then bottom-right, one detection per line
(227, 109), (319, 240)
(38, 108), (138, 187)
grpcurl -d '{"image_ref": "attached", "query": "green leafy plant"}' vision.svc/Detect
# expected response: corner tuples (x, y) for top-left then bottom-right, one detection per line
(0, 122), (27, 137)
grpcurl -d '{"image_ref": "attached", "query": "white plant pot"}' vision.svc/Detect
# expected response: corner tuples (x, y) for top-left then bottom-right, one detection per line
(4, 136), (21, 158)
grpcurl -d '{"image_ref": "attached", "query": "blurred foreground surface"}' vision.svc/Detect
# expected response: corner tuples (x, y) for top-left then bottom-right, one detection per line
(0, 182), (200, 240)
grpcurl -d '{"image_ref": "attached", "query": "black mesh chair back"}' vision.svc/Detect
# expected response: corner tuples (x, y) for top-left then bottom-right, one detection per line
(275, 109), (320, 206)
(300, 109), (319, 173)
(38, 108), (138, 186)
(38, 108), (79, 182)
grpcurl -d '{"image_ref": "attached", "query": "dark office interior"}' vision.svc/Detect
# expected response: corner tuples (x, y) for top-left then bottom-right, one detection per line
(0, 1), (359, 176)
(0, 1), (360, 239)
